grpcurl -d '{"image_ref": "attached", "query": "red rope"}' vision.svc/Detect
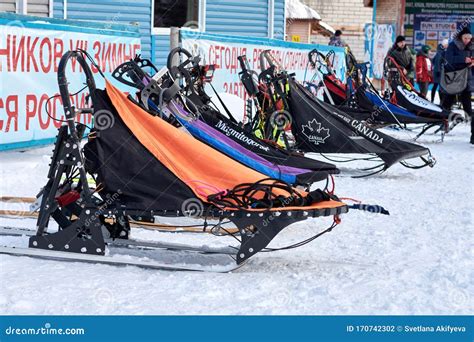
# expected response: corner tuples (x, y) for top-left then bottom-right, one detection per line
(328, 174), (335, 195)
(386, 56), (421, 96)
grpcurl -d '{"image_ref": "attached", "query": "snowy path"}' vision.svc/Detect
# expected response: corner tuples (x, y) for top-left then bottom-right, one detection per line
(0, 124), (473, 315)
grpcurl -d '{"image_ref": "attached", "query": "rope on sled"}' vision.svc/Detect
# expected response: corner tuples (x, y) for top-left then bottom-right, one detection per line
(206, 178), (335, 210)
(262, 219), (340, 252)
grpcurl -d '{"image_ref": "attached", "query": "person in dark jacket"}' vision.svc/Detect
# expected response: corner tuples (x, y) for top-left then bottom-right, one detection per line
(441, 27), (474, 144)
(328, 30), (346, 47)
(416, 45), (433, 98)
(386, 36), (414, 87)
(431, 39), (448, 103)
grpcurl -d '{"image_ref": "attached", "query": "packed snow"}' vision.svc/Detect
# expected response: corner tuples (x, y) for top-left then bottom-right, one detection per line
(0, 122), (473, 315)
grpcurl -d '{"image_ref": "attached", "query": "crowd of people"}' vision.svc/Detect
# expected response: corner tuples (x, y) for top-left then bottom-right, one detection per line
(328, 27), (474, 144)
(386, 28), (473, 144)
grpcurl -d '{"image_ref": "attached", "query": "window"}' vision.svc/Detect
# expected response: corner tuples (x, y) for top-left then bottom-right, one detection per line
(152, 0), (203, 34)
(26, 0), (51, 17)
(0, 0), (16, 13)
(4, 0), (51, 17)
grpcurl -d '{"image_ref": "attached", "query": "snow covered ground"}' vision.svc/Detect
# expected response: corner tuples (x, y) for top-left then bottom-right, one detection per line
(0, 123), (473, 315)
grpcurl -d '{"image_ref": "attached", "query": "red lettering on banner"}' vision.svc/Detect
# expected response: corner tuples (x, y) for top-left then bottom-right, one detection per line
(25, 94), (37, 130)
(0, 35), (10, 72)
(215, 45), (221, 68)
(91, 40), (100, 73)
(252, 49), (259, 68)
(26, 36), (39, 72)
(53, 39), (64, 72)
(0, 93), (96, 133)
(209, 46), (215, 65)
(123, 43), (132, 64)
(38, 94), (51, 130)
(11, 36), (25, 72)
(105, 43), (116, 72)
(0, 35), (140, 74)
(224, 47), (230, 70)
(100, 42), (108, 71)
(0, 96), (19, 132)
(39, 38), (52, 73)
(222, 82), (246, 99)
(0, 98), (3, 130)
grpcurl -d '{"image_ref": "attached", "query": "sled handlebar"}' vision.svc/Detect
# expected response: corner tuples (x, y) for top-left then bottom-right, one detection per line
(167, 47), (193, 70)
(259, 49), (277, 72)
(308, 49), (333, 74)
(112, 59), (150, 90)
(238, 55), (259, 97)
(132, 55), (159, 73)
(326, 50), (335, 65)
(167, 47), (200, 80)
(57, 50), (97, 139)
(238, 55), (250, 72)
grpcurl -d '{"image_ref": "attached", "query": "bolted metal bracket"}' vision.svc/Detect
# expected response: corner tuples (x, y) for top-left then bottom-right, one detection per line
(29, 208), (106, 255)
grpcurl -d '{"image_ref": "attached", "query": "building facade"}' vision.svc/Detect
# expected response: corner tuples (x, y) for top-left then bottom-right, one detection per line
(370, 0), (474, 51)
(285, 0), (334, 44)
(303, 0), (373, 60)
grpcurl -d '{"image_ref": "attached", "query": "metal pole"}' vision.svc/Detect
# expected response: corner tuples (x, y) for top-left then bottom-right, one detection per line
(399, 0), (406, 36)
(170, 27), (180, 68)
(370, 0), (377, 78)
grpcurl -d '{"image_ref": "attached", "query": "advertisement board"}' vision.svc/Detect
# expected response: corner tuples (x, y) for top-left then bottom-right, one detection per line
(181, 31), (346, 114)
(0, 13), (141, 150)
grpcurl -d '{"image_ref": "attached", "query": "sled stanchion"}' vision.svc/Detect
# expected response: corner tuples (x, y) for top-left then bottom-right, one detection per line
(30, 209), (106, 255)
(57, 51), (96, 200)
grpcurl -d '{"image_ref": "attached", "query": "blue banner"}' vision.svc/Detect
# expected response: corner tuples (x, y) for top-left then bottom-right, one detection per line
(0, 316), (472, 342)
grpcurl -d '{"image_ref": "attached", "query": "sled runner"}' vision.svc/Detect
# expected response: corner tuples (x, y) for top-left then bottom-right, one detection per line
(3, 50), (390, 271)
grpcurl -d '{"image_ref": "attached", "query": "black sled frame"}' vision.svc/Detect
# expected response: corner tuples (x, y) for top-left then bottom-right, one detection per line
(18, 51), (348, 271)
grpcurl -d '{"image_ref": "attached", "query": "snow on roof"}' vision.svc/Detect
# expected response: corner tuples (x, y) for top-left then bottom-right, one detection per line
(286, 0), (321, 20)
(318, 20), (335, 34)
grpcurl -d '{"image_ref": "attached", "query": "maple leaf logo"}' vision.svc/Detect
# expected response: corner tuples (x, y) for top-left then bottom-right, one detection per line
(301, 119), (330, 145)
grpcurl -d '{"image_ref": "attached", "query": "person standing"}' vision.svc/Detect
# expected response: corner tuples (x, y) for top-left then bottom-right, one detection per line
(416, 45), (433, 98)
(431, 39), (449, 103)
(328, 30), (346, 47)
(386, 36), (414, 87)
(441, 27), (473, 144)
